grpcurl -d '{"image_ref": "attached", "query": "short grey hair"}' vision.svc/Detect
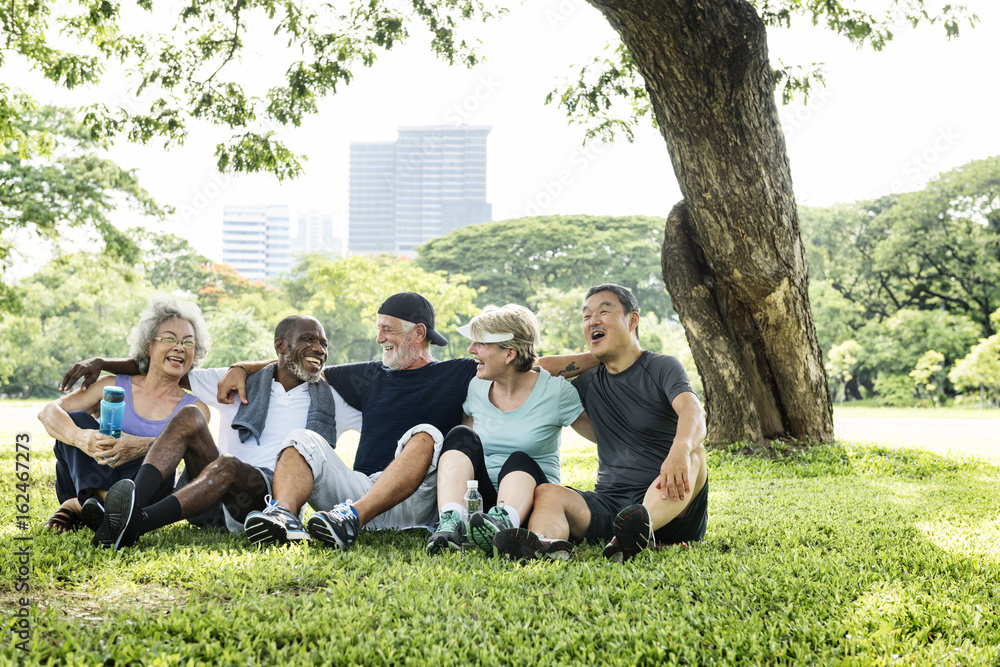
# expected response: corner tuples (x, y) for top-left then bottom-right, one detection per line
(127, 295), (211, 374)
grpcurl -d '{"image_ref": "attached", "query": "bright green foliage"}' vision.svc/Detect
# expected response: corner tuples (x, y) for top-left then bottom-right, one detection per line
(910, 349), (946, 405)
(0, 106), (167, 311)
(280, 253), (479, 363)
(802, 156), (1000, 337)
(2, 0), (500, 178)
(854, 308), (981, 400)
(3, 425), (998, 665)
(0, 253), (155, 397)
(827, 339), (862, 405)
(415, 215), (672, 319)
(949, 334), (1000, 406)
(201, 306), (281, 369)
(548, 2), (976, 142)
(129, 230), (213, 296)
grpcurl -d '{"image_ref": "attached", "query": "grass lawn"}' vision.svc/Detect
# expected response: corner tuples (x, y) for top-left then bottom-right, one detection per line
(2, 419), (999, 665)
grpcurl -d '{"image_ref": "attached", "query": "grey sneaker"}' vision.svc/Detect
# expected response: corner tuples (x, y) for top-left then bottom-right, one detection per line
(244, 496), (310, 546)
(307, 502), (360, 550)
(427, 510), (466, 554)
(468, 505), (513, 553)
(602, 504), (653, 562)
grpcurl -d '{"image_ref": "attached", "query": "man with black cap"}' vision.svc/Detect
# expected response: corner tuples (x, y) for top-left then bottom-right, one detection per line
(228, 292), (592, 550)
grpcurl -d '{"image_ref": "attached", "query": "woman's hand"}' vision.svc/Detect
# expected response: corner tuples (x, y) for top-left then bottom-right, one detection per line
(74, 429), (120, 459)
(93, 433), (153, 468)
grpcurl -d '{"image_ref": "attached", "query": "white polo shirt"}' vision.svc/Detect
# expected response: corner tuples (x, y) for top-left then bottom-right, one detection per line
(188, 367), (362, 470)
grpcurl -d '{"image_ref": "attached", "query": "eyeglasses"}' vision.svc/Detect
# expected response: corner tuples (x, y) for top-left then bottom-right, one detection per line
(154, 336), (197, 349)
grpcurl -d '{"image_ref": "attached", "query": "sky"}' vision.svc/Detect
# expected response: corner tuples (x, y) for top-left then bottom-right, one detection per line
(7, 0), (1000, 265)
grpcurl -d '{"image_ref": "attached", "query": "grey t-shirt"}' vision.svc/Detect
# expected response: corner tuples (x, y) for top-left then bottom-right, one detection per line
(573, 351), (695, 498)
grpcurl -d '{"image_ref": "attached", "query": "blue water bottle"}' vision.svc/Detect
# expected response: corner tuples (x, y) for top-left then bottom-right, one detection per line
(99, 386), (126, 438)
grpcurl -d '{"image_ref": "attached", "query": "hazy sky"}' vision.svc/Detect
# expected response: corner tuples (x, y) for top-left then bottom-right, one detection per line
(9, 1), (1000, 263)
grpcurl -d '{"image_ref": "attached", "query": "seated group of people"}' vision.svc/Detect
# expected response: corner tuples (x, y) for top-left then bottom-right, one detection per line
(41, 284), (708, 562)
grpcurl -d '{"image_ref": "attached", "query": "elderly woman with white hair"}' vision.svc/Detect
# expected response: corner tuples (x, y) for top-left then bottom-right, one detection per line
(38, 295), (212, 533)
(427, 304), (592, 556)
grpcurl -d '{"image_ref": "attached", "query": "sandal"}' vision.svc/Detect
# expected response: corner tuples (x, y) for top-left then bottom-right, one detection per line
(44, 507), (82, 532)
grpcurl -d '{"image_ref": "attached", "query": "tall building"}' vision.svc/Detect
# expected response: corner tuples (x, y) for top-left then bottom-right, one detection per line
(349, 125), (492, 254)
(221, 204), (291, 281)
(292, 209), (346, 258)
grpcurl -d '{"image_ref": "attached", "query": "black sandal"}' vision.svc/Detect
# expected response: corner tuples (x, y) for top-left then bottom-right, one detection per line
(44, 507), (82, 532)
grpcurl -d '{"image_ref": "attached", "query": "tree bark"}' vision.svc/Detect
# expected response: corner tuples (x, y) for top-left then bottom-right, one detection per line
(587, 0), (834, 442)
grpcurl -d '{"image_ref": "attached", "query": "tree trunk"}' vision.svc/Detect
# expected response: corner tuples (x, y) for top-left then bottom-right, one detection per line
(587, 0), (834, 443)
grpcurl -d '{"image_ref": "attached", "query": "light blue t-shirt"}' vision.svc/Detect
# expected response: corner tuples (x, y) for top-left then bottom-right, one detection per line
(463, 369), (584, 486)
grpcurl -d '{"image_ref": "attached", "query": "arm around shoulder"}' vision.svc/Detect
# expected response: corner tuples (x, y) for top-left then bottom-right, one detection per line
(537, 351), (598, 378)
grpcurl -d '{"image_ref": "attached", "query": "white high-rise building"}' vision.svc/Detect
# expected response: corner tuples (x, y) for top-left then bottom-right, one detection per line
(221, 204), (291, 281)
(292, 209), (345, 258)
(349, 126), (492, 255)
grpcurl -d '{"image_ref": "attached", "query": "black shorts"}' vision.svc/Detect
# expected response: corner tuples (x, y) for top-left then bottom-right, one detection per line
(577, 479), (708, 545)
(441, 426), (549, 508)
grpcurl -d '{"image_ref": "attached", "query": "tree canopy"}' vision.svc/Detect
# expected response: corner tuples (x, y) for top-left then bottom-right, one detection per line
(415, 214), (672, 318)
(801, 156), (1000, 337)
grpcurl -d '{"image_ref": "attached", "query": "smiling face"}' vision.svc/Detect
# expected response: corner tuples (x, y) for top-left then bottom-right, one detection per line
(150, 318), (197, 377)
(279, 319), (328, 384)
(376, 314), (424, 370)
(467, 340), (514, 381)
(582, 290), (639, 362)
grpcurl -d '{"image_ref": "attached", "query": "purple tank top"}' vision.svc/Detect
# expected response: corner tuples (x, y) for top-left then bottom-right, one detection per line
(114, 374), (199, 438)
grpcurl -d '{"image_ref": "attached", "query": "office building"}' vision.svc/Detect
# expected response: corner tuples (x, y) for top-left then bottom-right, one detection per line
(292, 209), (346, 258)
(349, 125), (492, 254)
(221, 204), (291, 281)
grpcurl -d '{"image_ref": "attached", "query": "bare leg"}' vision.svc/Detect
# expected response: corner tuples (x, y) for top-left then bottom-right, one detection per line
(143, 405), (220, 479)
(436, 449), (473, 508)
(527, 483), (592, 541)
(495, 471), (537, 522)
(353, 432), (434, 527)
(643, 444), (708, 529)
(173, 454), (269, 521)
(270, 446), (315, 515)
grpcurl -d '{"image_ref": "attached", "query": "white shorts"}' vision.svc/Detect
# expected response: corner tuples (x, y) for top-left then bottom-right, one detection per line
(288, 425), (443, 531)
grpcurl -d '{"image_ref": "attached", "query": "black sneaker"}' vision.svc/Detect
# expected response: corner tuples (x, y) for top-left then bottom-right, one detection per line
(427, 510), (466, 554)
(244, 496), (310, 546)
(307, 502), (360, 550)
(81, 498), (105, 533)
(468, 506), (513, 553)
(602, 504), (653, 563)
(98, 479), (143, 551)
(493, 527), (543, 561)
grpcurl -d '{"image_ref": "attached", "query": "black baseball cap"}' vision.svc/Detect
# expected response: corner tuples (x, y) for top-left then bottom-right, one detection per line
(377, 292), (449, 346)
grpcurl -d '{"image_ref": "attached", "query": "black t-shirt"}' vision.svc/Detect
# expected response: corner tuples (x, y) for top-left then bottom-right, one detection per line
(574, 351), (695, 496)
(325, 358), (478, 475)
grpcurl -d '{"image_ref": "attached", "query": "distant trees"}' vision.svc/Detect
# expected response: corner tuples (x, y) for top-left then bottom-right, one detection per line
(802, 156), (1000, 406)
(415, 215), (673, 319)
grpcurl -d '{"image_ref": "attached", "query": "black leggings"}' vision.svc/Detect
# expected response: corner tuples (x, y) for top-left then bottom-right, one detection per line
(440, 425), (549, 509)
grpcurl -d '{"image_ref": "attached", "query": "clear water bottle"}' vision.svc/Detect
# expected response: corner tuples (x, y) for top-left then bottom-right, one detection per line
(99, 386), (126, 438)
(463, 479), (482, 523)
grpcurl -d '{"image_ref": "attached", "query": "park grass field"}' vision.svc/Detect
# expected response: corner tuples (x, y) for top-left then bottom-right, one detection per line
(2, 416), (999, 665)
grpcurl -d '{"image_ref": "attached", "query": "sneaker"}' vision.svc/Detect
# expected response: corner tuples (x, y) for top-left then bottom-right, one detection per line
(602, 504), (654, 563)
(244, 496), (310, 546)
(97, 479), (142, 551)
(493, 528), (574, 562)
(81, 498), (105, 533)
(427, 510), (466, 554)
(307, 502), (360, 550)
(468, 506), (513, 553)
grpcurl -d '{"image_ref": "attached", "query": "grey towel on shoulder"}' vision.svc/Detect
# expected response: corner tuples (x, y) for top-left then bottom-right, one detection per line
(232, 363), (338, 447)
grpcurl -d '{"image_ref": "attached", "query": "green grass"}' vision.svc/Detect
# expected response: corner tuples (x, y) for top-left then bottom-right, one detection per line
(2, 422), (999, 665)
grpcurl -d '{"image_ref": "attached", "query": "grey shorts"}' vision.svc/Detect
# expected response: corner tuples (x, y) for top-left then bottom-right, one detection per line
(288, 426), (443, 531)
